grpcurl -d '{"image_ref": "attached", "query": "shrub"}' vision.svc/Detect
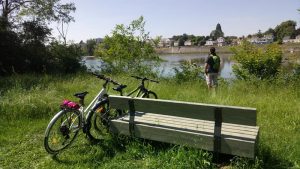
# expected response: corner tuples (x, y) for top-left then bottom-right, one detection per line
(174, 61), (204, 83)
(231, 41), (282, 80)
(47, 41), (84, 73)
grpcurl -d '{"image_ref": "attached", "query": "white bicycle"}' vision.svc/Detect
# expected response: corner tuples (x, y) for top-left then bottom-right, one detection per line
(44, 73), (121, 154)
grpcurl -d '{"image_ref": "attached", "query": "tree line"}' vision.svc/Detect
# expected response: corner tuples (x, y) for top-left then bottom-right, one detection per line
(0, 0), (82, 76)
(82, 19), (300, 51)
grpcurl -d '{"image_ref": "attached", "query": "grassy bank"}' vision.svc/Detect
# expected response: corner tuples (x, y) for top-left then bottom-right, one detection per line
(0, 73), (299, 168)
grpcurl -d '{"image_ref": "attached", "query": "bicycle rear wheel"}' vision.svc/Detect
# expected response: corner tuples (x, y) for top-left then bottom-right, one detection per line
(44, 109), (81, 154)
(142, 91), (158, 99)
(86, 102), (110, 142)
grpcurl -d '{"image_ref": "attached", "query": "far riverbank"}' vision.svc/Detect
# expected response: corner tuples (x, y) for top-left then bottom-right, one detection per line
(155, 43), (300, 54)
(155, 46), (232, 54)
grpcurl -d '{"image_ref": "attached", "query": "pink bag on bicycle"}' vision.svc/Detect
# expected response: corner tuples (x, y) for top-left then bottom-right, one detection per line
(61, 100), (80, 109)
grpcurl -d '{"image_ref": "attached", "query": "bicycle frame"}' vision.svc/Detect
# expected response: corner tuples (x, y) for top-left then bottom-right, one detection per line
(62, 76), (115, 129)
(126, 84), (147, 97)
(83, 87), (107, 118)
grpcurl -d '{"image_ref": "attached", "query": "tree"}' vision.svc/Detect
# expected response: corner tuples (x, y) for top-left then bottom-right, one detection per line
(152, 36), (162, 48)
(21, 20), (51, 44)
(274, 20), (296, 41)
(94, 16), (160, 75)
(216, 23), (224, 36)
(264, 28), (275, 36)
(291, 28), (300, 38)
(210, 23), (224, 40)
(0, 0), (75, 30)
(20, 20), (51, 72)
(178, 37), (185, 46)
(182, 33), (188, 41)
(85, 39), (97, 56)
(56, 21), (69, 45)
(256, 30), (263, 38)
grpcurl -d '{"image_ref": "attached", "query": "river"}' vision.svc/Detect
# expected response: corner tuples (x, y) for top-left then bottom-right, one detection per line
(158, 53), (234, 79)
(82, 54), (235, 79)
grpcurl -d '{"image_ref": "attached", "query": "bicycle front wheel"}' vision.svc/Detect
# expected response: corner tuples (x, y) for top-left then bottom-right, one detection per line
(142, 91), (158, 99)
(86, 102), (110, 142)
(44, 109), (81, 154)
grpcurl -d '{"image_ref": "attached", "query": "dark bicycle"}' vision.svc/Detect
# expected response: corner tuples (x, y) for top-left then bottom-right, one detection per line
(113, 75), (158, 99)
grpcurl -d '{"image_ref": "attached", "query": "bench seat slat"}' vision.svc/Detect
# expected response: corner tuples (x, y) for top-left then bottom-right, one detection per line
(118, 114), (258, 141)
(110, 120), (256, 158)
(133, 112), (259, 133)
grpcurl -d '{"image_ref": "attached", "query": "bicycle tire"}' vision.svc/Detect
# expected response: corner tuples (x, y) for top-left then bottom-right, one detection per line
(86, 102), (110, 142)
(142, 91), (158, 99)
(44, 109), (81, 154)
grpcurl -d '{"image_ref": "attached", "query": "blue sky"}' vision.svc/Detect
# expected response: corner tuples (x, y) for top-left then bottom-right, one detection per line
(53, 0), (300, 43)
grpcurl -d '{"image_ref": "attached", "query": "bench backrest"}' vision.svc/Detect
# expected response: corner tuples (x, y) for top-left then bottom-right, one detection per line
(108, 95), (257, 126)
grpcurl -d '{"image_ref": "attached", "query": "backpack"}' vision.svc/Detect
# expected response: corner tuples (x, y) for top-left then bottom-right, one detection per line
(211, 54), (220, 71)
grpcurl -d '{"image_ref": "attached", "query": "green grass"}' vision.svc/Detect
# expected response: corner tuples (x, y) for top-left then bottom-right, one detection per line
(0, 73), (299, 168)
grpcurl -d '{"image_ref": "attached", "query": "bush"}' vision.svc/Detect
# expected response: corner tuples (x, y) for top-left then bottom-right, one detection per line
(231, 41), (282, 80)
(174, 61), (204, 83)
(47, 41), (84, 73)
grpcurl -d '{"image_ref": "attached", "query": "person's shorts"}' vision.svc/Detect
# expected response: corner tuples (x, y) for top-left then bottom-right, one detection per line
(206, 73), (218, 87)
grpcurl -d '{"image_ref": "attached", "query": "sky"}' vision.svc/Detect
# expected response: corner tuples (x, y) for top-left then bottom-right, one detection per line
(52, 0), (300, 43)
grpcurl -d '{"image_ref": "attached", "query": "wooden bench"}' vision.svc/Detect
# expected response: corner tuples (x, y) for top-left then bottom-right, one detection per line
(108, 95), (259, 158)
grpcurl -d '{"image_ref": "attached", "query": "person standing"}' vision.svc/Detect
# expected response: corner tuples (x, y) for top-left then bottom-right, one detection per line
(204, 47), (220, 89)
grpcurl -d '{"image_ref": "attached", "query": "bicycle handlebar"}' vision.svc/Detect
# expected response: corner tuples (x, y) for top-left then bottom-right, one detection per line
(131, 75), (159, 83)
(92, 73), (121, 85)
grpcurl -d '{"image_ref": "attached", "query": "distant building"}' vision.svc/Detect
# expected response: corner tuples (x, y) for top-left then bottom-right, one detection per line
(283, 36), (292, 43)
(205, 39), (217, 46)
(158, 38), (173, 47)
(95, 38), (104, 44)
(184, 40), (193, 46)
(231, 38), (243, 46)
(217, 37), (226, 46)
(263, 34), (274, 42)
(248, 34), (274, 44)
(174, 41), (179, 47)
(283, 35), (300, 43)
(294, 35), (300, 43)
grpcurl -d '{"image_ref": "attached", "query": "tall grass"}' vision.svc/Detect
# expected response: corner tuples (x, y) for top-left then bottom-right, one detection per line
(0, 73), (299, 168)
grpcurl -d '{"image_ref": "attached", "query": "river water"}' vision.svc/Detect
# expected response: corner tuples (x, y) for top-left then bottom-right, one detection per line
(83, 54), (235, 79)
(158, 53), (234, 79)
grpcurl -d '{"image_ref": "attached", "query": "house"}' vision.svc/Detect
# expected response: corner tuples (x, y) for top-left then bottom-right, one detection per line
(248, 35), (274, 44)
(248, 36), (259, 44)
(158, 38), (173, 47)
(263, 34), (274, 43)
(205, 39), (217, 46)
(174, 41), (179, 47)
(283, 36), (292, 43)
(217, 37), (226, 46)
(283, 35), (300, 43)
(95, 38), (103, 44)
(294, 35), (300, 43)
(184, 40), (193, 46)
(231, 38), (244, 45)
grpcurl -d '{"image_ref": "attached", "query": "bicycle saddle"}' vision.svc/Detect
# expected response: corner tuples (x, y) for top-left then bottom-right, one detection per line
(74, 91), (89, 99)
(113, 85), (127, 92)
